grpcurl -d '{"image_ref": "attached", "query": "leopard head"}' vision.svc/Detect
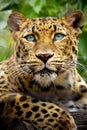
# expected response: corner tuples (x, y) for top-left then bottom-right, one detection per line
(8, 10), (84, 88)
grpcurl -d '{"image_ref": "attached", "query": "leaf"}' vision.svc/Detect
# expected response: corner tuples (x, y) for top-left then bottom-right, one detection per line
(29, 0), (46, 14)
(79, 31), (87, 57)
(0, 0), (10, 10)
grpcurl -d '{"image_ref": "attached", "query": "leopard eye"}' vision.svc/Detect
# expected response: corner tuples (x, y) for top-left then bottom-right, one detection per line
(53, 33), (65, 41)
(24, 34), (36, 42)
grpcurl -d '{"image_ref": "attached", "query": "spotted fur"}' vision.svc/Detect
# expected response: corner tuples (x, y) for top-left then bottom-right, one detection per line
(0, 10), (86, 130)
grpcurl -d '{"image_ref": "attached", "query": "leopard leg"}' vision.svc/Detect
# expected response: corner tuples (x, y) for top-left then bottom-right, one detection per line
(0, 93), (76, 130)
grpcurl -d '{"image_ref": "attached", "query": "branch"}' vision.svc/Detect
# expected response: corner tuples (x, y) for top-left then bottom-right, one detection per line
(71, 111), (87, 130)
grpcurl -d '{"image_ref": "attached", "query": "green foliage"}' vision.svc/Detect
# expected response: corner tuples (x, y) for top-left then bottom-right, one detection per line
(0, 0), (87, 79)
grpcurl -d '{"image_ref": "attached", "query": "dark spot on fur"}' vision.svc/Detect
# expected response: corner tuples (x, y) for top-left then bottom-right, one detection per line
(37, 118), (44, 122)
(66, 114), (71, 119)
(74, 41), (77, 45)
(32, 19), (36, 22)
(61, 111), (66, 115)
(32, 106), (39, 112)
(55, 108), (60, 112)
(15, 110), (23, 116)
(23, 103), (29, 108)
(3, 85), (8, 88)
(18, 77), (26, 90)
(41, 109), (47, 114)
(41, 103), (46, 106)
(49, 25), (52, 29)
(66, 119), (70, 124)
(53, 24), (57, 31)
(69, 55), (73, 59)
(42, 126), (47, 129)
(61, 23), (64, 26)
(15, 106), (21, 111)
(0, 80), (5, 84)
(26, 111), (32, 118)
(18, 46), (21, 52)
(48, 119), (54, 122)
(16, 51), (20, 58)
(32, 99), (38, 103)
(33, 121), (37, 125)
(72, 46), (77, 54)
(59, 120), (67, 130)
(48, 106), (54, 109)
(62, 121), (67, 126)
(0, 76), (4, 79)
(35, 113), (40, 118)
(52, 113), (58, 117)
(20, 96), (27, 102)
(53, 18), (57, 21)
(44, 114), (49, 118)
(77, 77), (81, 82)
(59, 120), (62, 124)
(80, 85), (87, 93)
(68, 40), (72, 45)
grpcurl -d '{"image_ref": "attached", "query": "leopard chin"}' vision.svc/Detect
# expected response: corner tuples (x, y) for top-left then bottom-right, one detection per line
(34, 68), (57, 87)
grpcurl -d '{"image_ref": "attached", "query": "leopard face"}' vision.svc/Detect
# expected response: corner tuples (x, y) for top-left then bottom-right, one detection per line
(8, 11), (84, 89)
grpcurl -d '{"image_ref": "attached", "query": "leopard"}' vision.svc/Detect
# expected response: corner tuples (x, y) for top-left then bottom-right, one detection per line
(0, 10), (87, 130)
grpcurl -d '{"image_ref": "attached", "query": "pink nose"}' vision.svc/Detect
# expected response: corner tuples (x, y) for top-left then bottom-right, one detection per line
(36, 53), (54, 63)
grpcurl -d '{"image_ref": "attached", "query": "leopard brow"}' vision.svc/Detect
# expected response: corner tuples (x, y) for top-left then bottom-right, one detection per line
(27, 25), (34, 32)
(53, 24), (63, 31)
(53, 24), (66, 32)
(22, 25), (35, 37)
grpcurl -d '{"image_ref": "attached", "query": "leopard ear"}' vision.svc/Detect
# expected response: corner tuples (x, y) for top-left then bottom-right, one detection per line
(65, 10), (84, 30)
(8, 11), (26, 32)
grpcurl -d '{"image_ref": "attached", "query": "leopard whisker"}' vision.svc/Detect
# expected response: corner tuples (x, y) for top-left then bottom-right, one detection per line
(77, 62), (87, 72)
(8, 69), (23, 78)
(78, 56), (87, 60)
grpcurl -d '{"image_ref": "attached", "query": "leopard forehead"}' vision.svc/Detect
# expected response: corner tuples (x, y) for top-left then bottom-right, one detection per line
(32, 17), (62, 29)
(23, 17), (68, 34)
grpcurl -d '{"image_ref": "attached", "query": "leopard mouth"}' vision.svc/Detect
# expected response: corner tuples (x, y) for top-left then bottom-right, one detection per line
(35, 67), (57, 75)
(33, 65), (62, 87)
(39, 68), (53, 74)
(34, 67), (58, 87)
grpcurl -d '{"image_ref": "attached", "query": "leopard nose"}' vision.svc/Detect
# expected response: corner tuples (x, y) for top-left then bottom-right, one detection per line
(36, 53), (54, 63)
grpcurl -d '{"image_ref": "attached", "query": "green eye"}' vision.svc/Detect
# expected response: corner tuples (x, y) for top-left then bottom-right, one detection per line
(53, 33), (65, 41)
(24, 34), (36, 42)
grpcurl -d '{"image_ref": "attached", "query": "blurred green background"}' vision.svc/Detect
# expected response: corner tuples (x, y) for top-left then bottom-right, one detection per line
(0, 0), (87, 81)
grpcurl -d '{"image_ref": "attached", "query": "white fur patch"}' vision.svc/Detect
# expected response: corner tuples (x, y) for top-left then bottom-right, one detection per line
(34, 72), (57, 87)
